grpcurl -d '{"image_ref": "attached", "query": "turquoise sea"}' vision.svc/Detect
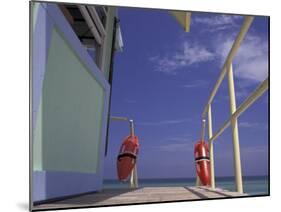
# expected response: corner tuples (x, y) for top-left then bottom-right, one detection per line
(103, 176), (269, 195)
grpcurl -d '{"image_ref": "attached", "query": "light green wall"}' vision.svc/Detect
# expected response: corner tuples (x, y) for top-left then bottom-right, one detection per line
(34, 27), (105, 173)
(31, 2), (40, 31)
(33, 98), (43, 170)
(32, 5), (117, 174)
(32, 1), (42, 171)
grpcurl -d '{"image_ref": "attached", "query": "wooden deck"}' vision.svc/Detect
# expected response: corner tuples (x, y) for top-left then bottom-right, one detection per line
(33, 186), (247, 210)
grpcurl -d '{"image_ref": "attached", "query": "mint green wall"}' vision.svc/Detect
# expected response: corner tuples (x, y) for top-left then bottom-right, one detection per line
(32, 1), (43, 171)
(34, 27), (105, 173)
(31, 2), (40, 31)
(33, 99), (43, 170)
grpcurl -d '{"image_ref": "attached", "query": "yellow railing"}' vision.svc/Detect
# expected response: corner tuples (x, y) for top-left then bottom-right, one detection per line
(200, 16), (269, 193)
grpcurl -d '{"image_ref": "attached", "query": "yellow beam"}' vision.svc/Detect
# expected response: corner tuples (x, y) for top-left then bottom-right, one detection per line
(130, 166), (138, 188)
(234, 78), (268, 118)
(200, 119), (206, 141)
(195, 175), (201, 186)
(208, 105), (215, 189)
(209, 77), (268, 143)
(227, 64), (243, 193)
(169, 11), (191, 32)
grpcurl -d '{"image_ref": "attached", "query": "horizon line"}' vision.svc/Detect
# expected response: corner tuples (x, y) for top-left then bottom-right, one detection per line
(104, 175), (268, 181)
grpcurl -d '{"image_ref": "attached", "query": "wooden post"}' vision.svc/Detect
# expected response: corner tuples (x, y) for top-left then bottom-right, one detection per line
(208, 105), (215, 189)
(129, 119), (138, 188)
(130, 166), (138, 188)
(200, 119), (206, 141)
(129, 120), (135, 136)
(227, 63), (243, 193)
(195, 175), (201, 186)
(196, 119), (206, 186)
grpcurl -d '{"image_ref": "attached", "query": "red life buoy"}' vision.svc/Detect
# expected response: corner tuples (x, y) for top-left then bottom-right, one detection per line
(117, 135), (139, 181)
(194, 140), (210, 186)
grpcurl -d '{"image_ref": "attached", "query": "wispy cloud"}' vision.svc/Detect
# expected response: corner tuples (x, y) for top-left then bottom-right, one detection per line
(149, 42), (215, 74)
(241, 145), (268, 154)
(158, 142), (193, 152)
(142, 133), (194, 153)
(192, 14), (243, 32)
(193, 13), (268, 83)
(239, 121), (268, 130)
(124, 99), (137, 104)
(216, 33), (268, 83)
(157, 134), (194, 152)
(138, 118), (190, 126)
(216, 145), (268, 159)
(182, 80), (208, 88)
(150, 13), (268, 83)
(165, 133), (192, 142)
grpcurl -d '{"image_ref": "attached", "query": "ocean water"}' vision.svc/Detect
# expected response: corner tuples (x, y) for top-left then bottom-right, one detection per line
(103, 176), (268, 195)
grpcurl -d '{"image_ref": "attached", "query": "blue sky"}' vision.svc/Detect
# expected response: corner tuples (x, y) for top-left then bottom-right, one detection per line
(104, 8), (269, 179)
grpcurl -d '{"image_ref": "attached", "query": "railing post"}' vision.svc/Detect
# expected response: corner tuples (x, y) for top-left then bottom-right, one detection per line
(227, 63), (243, 193)
(129, 119), (138, 188)
(208, 105), (215, 189)
(130, 166), (138, 188)
(195, 175), (201, 186)
(196, 119), (206, 186)
(111, 117), (138, 188)
(129, 119), (135, 136)
(200, 119), (206, 141)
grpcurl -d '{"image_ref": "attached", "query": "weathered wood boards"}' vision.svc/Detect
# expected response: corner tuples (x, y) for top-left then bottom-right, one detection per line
(34, 186), (247, 210)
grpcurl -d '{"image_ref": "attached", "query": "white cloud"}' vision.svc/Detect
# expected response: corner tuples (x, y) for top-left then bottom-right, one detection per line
(216, 33), (268, 83)
(165, 133), (192, 142)
(159, 142), (193, 152)
(216, 145), (268, 159)
(124, 99), (137, 104)
(239, 121), (268, 130)
(241, 145), (268, 154)
(193, 14), (268, 83)
(138, 118), (190, 126)
(192, 14), (243, 32)
(157, 133), (195, 152)
(150, 42), (215, 74)
(143, 133), (194, 152)
(150, 14), (268, 83)
(182, 80), (208, 88)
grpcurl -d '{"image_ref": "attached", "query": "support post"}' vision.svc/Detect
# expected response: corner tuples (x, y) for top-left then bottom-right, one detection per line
(129, 119), (135, 136)
(208, 105), (215, 189)
(129, 119), (138, 188)
(130, 166), (138, 188)
(227, 63), (243, 193)
(134, 166), (138, 188)
(196, 119), (206, 186)
(111, 117), (138, 188)
(200, 119), (206, 141)
(195, 175), (201, 186)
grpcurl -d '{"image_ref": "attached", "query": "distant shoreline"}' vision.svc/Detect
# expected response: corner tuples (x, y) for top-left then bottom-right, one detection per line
(103, 175), (269, 195)
(104, 175), (268, 181)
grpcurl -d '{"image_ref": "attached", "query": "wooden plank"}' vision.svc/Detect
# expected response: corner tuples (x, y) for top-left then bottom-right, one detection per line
(33, 186), (247, 210)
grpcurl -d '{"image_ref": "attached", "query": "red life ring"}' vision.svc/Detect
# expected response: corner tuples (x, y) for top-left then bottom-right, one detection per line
(194, 140), (211, 186)
(117, 135), (139, 181)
